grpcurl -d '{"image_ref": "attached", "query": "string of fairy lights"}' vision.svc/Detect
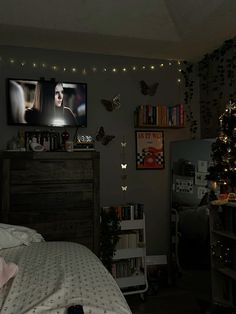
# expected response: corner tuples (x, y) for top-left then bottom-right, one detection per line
(0, 56), (183, 83)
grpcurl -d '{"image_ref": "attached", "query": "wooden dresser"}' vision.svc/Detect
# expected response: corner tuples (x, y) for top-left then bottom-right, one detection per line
(0, 151), (100, 254)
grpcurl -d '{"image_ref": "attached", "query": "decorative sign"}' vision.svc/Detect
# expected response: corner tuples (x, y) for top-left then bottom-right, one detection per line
(197, 186), (208, 199)
(175, 178), (193, 193)
(135, 131), (164, 169)
(195, 172), (207, 186)
(198, 160), (208, 173)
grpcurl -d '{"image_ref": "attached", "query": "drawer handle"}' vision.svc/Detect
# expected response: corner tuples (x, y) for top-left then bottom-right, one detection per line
(39, 185), (64, 190)
(39, 160), (64, 164)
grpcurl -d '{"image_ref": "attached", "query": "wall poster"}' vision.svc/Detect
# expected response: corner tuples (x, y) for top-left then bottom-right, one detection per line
(135, 130), (164, 170)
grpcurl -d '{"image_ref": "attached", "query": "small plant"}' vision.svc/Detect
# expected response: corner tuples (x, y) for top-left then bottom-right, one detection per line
(99, 207), (121, 272)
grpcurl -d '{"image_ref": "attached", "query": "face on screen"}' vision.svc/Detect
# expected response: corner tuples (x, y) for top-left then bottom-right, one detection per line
(54, 83), (64, 108)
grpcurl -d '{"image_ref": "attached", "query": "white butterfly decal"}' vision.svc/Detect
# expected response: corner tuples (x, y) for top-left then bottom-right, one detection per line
(121, 141), (127, 147)
(121, 163), (127, 169)
(121, 185), (128, 191)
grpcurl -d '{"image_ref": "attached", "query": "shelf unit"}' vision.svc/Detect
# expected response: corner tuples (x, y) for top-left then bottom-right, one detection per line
(210, 200), (236, 310)
(111, 204), (148, 296)
(134, 104), (184, 129)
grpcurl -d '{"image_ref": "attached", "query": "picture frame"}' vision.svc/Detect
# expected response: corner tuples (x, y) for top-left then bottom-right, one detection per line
(135, 130), (164, 170)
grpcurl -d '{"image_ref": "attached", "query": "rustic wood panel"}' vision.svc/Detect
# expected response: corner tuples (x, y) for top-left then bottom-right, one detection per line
(0, 151), (100, 255)
(10, 192), (93, 211)
(10, 159), (94, 183)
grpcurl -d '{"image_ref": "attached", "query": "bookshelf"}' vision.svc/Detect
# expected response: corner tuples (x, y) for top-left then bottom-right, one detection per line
(134, 104), (184, 128)
(210, 201), (236, 310)
(110, 203), (148, 296)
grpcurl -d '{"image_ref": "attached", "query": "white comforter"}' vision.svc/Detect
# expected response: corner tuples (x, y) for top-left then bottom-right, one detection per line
(0, 242), (131, 314)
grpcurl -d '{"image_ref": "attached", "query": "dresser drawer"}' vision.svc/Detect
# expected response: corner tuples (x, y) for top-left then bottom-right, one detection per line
(7, 208), (93, 225)
(15, 219), (93, 246)
(10, 184), (94, 211)
(33, 219), (93, 237)
(10, 159), (94, 183)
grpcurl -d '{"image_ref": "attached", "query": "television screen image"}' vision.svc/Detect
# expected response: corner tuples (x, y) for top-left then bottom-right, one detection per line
(7, 79), (87, 127)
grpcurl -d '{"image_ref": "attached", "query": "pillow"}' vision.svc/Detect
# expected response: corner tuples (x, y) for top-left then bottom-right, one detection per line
(0, 223), (44, 249)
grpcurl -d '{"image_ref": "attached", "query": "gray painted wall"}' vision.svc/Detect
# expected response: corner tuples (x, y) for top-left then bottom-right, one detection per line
(0, 46), (199, 255)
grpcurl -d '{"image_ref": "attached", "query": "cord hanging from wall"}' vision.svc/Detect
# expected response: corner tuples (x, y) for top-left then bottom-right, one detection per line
(121, 136), (128, 201)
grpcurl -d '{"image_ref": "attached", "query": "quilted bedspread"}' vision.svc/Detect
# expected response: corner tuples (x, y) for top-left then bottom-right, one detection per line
(0, 242), (131, 314)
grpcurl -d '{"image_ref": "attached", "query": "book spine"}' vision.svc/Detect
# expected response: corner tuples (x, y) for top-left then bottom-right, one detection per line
(176, 105), (179, 127)
(179, 103), (184, 127)
(157, 105), (162, 126)
(172, 106), (177, 126)
(128, 233), (138, 248)
(139, 105), (144, 126)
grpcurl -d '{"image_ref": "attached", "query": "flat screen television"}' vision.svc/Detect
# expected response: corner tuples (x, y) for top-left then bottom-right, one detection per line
(7, 78), (87, 127)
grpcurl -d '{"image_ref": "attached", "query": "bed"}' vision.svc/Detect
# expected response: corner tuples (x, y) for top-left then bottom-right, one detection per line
(0, 225), (132, 314)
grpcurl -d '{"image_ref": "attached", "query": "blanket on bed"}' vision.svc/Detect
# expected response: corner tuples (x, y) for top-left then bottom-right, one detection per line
(0, 242), (131, 314)
(0, 257), (18, 289)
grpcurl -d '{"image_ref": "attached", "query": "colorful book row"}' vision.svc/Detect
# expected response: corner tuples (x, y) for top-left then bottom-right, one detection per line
(134, 104), (184, 127)
(114, 203), (144, 220)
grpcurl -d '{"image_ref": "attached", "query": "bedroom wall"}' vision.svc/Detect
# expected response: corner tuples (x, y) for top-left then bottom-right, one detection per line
(0, 45), (200, 255)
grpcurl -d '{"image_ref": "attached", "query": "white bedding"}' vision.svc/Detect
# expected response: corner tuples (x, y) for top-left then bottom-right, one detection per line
(0, 242), (132, 314)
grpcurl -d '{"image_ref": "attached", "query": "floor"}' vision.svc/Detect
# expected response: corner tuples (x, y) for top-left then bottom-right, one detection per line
(125, 269), (212, 314)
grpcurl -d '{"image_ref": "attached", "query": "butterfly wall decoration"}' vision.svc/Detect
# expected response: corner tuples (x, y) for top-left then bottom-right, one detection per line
(101, 94), (121, 112)
(95, 126), (115, 146)
(140, 80), (159, 96)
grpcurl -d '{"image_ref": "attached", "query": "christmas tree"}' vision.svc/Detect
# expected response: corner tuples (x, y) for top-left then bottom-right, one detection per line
(207, 102), (236, 193)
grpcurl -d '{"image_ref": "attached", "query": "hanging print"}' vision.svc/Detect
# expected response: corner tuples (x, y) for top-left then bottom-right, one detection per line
(135, 130), (164, 170)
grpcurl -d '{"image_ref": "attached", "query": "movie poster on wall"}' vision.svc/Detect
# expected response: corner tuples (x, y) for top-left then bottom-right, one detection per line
(135, 130), (164, 169)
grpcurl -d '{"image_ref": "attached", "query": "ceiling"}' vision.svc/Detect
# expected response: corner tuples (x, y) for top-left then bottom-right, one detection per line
(0, 0), (236, 61)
